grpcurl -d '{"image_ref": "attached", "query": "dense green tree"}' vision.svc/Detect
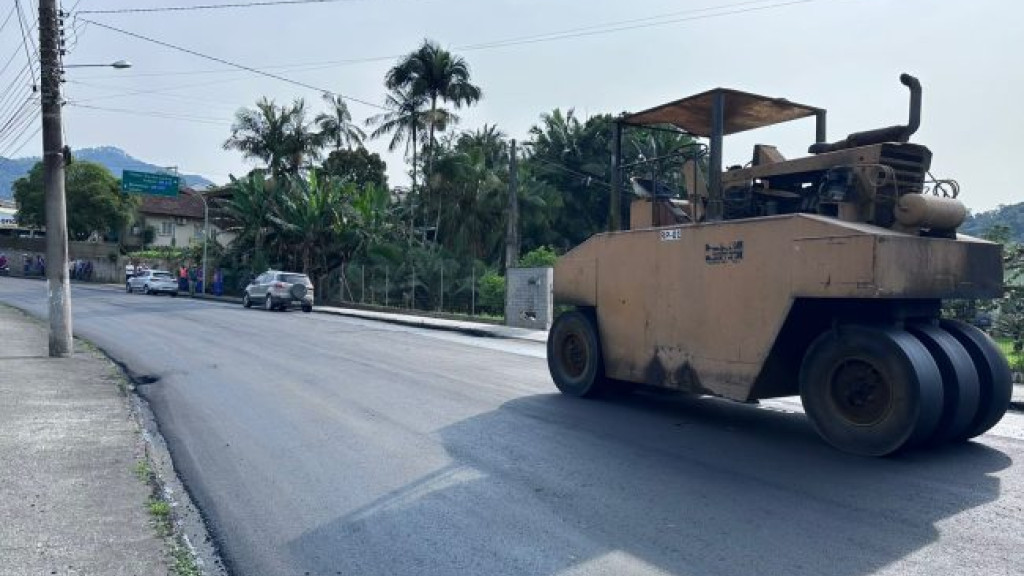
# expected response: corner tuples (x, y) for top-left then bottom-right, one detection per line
(13, 160), (136, 241)
(524, 108), (697, 249)
(214, 171), (277, 268)
(321, 146), (388, 190)
(524, 109), (614, 249)
(518, 246), (558, 268)
(316, 94), (365, 151)
(224, 97), (322, 176)
(430, 137), (506, 261)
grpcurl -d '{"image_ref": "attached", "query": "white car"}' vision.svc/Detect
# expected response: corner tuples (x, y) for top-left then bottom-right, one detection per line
(127, 270), (179, 296)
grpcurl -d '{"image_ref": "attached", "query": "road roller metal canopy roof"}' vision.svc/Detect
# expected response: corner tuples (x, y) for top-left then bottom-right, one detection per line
(620, 88), (823, 137)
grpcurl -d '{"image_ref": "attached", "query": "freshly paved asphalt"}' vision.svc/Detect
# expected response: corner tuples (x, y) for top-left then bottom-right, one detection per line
(2, 276), (1022, 576)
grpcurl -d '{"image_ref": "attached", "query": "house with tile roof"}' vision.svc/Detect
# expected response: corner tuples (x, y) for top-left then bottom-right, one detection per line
(124, 189), (231, 249)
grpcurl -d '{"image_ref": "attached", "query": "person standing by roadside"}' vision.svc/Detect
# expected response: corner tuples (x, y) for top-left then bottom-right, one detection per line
(188, 264), (197, 297)
(178, 264), (188, 293)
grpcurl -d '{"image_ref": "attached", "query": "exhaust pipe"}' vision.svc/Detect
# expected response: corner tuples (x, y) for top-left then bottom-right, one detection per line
(809, 73), (923, 153)
(899, 73), (922, 141)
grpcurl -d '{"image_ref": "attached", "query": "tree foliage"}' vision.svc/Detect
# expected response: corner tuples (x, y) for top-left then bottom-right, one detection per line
(224, 97), (321, 176)
(518, 246), (558, 268)
(214, 40), (711, 314)
(13, 159), (136, 241)
(321, 146), (388, 190)
(316, 93), (365, 151)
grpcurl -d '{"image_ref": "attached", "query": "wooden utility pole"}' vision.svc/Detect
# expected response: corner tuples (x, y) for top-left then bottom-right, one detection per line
(505, 139), (519, 269)
(39, 0), (72, 357)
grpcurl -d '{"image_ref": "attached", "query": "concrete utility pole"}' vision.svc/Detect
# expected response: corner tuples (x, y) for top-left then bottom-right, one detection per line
(39, 0), (72, 357)
(505, 139), (519, 269)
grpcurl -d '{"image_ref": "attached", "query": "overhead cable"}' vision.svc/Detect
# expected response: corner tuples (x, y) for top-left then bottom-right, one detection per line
(66, 102), (234, 125)
(78, 18), (387, 111)
(77, 0), (357, 15)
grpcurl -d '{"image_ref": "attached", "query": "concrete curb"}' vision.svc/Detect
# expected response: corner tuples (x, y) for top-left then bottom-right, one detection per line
(184, 291), (547, 343)
(312, 306), (548, 344)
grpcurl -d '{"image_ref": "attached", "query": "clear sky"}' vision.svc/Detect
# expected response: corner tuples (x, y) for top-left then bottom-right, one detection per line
(7, 0), (1021, 212)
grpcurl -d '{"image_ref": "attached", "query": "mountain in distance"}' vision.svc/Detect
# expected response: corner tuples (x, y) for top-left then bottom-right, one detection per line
(0, 146), (215, 199)
(961, 202), (1024, 243)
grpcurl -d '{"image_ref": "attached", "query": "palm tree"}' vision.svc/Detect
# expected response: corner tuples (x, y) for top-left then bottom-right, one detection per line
(215, 171), (277, 267)
(385, 39), (482, 178)
(271, 172), (347, 275)
(366, 87), (428, 192)
(457, 124), (507, 169)
(316, 93), (365, 151)
(280, 98), (323, 174)
(224, 97), (323, 176)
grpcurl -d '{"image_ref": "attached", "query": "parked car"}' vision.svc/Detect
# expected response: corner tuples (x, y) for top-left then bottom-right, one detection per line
(127, 270), (179, 296)
(243, 270), (314, 312)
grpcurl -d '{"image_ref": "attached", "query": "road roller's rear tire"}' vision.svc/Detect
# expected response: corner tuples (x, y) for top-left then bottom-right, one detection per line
(800, 325), (944, 456)
(939, 319), (1012, 440)
(906, 323), (981, 445)
(548, 309), (607, 398)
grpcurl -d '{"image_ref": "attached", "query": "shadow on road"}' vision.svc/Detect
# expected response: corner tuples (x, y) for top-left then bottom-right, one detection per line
(287, 391), (1010, 576)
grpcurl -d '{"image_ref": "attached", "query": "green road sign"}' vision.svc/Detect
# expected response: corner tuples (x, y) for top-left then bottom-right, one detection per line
(121, 170), (181, 196)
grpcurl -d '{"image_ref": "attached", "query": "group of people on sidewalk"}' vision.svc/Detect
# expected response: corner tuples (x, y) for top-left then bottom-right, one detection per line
(125, 260), (224, 296)
(177, 263), (201, 296)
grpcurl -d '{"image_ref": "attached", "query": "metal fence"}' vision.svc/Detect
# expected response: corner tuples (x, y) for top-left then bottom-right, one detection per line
(321, 260), (503, 318)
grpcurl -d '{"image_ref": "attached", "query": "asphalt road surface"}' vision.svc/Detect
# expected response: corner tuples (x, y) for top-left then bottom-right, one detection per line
(2, 277), (1022, 576)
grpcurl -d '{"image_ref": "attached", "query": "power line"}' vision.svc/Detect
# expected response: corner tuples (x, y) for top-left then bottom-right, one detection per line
(0, 70), (35, 124)
(66, 101), (234, 125)
(458, 0), (817, 52)
(0, 5), (17, 37)
(13, 0), (39, 84)
(71, 0), (824, 82)
(0, 33), (32, 80)
(2, 120), (41, 157)
(0, 87), (34, 127)
(0, 93), (38, 134)
(0, 109), (39, 151)
(66, 77), (250, 109)
(77, 0), (357, 15)
(78, 17), (387, 110)
(0, 102), (40, 150)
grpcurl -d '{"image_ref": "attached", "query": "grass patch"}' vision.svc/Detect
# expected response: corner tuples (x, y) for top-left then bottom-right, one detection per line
(138, 468), (202, 576)
(132, 459), (151, 482)
(147, 498), (171, 521)
(170, 542), (202, 576)
(995, 338), (1024, 372)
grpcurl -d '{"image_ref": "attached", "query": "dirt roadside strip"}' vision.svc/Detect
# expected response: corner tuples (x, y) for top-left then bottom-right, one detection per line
(0, 304), (225, 576)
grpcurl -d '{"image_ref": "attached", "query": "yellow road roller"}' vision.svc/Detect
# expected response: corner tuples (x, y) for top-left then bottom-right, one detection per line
(547, 74), (1011, 456)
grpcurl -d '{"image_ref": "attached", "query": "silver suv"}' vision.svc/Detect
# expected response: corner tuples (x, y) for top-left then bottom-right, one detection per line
(243, 270), (314, 312)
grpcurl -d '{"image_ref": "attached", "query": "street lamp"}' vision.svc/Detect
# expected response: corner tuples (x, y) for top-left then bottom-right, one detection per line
(183, 187), (210, 296)
(64, 60), (132, 69)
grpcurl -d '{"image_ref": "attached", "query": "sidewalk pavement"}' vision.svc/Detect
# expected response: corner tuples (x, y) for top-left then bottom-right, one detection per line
(0, 306), (168, 576)
(313, 305), (549, 343)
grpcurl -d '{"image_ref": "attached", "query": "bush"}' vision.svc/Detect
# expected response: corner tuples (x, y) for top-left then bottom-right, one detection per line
(478, 269), (506, 314)
(518, 246), (558, 268)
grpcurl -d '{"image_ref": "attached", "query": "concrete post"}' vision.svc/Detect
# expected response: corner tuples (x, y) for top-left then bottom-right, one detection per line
(40, 0), (72, 357)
